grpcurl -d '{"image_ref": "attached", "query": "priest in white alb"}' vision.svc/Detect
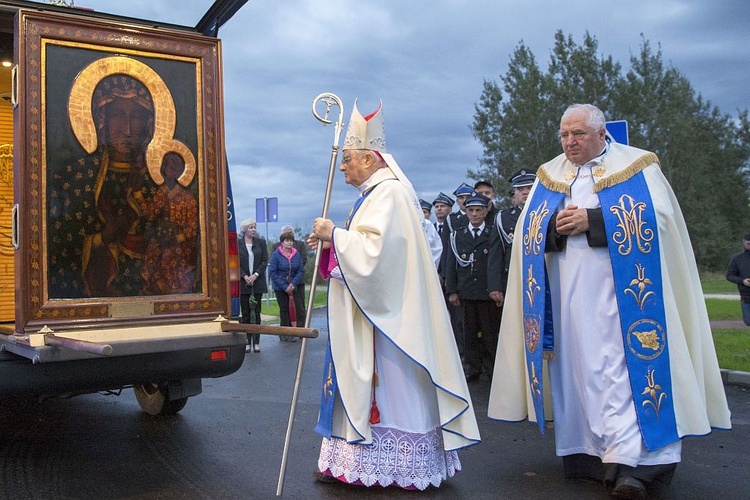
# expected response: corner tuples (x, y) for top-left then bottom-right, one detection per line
(488, 103), (731, 499)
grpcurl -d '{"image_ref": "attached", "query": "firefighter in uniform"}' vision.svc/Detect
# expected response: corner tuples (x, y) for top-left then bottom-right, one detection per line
(473, 179), (499, 226)
(438, 183), (473, 356)
(445, 193), (500, 382)
(432, 192), (454, 238)
(433, 192), (465, 356)
(487, 169), (536, 303)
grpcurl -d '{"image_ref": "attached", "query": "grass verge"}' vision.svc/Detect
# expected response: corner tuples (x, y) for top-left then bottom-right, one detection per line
(701, 275), (737, 295)
(713, 328), (750, 372)
(705, 298), (742, 321)
(703, 278), (747, 371)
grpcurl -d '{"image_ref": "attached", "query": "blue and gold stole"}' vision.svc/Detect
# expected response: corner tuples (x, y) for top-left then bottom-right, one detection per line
(522, 168), (678, 451)
(598, 171), (678, 451)
(519, 184), (563, 435)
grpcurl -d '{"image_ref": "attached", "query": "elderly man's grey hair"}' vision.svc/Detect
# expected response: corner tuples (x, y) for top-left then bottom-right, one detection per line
(562, 103), (606, 131)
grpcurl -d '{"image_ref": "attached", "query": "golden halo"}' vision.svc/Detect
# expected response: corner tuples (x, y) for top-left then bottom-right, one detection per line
(67, 55), (196, 187)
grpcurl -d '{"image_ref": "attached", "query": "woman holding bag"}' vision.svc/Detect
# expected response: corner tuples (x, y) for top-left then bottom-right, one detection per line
(268, 230), (306, 341)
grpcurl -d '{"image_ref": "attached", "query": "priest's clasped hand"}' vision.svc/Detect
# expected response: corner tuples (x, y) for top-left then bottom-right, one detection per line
(556, 204), (589, 236)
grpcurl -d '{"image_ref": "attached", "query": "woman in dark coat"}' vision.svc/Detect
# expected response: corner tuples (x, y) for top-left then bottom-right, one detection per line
(268, 230), (306, 342)
(238, 218), (268, 352)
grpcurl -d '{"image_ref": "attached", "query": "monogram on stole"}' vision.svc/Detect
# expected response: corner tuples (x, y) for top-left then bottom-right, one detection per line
(608, 191), (670, 422)
(523, 200), (549, 256)
(324, 363), (334, 398)
(609, 194), (654, 256)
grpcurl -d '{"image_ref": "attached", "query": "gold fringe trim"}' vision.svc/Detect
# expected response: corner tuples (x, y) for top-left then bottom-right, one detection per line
(593, 152), (660, 193)
(537, 166), (570, 195)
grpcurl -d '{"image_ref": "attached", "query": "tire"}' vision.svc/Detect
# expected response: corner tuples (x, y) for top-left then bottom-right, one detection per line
(133, 383), (189, 416)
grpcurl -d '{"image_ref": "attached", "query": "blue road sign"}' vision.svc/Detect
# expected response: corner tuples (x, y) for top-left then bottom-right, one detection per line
(267, 197), (278, 222)
(606, 120), (629, 145)
(256, 197), (279, 223)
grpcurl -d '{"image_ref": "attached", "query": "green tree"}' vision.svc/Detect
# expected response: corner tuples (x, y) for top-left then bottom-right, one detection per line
(611, 39), (750, 270)
(470, 42), (557, 202)
(471, 31), (620, 203)
(547, 31), (620, 113)
(471, 32), (750, 270)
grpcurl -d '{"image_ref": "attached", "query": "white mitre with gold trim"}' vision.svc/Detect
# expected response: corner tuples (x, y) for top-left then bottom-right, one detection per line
(343, 99), (386, 152)
(343, 99), (424, 218)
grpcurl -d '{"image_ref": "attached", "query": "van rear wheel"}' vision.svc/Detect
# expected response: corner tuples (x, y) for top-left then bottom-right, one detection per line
(133, 383), (189, 415)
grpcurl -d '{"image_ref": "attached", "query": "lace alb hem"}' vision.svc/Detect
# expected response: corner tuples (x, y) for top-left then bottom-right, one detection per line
(317, 426), (461, 490)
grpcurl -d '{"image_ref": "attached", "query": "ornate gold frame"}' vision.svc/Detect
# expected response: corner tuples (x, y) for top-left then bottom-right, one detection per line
(14, 10), (228, 332)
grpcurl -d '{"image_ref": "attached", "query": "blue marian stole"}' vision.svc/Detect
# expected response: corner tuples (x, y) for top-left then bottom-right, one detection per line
(520, 183), (564, 435)
(314, 333), (338, 438)
(314, 183), (380, 439)
(598, 171), (678, 451)
(521, 171), (678, 450)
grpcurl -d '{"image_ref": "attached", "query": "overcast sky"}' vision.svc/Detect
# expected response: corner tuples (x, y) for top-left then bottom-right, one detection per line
(74, 0), (749, 240)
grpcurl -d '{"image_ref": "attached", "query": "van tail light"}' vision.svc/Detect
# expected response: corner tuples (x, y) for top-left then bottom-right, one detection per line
(210, 349), (228, 361)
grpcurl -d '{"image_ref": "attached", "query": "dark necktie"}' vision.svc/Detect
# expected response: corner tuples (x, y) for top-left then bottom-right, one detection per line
(438, 223), (443, 235)
(473, 227), (480, 239)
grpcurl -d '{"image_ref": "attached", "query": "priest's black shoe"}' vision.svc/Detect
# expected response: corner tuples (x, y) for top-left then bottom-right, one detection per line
(611, 475), (646, 499)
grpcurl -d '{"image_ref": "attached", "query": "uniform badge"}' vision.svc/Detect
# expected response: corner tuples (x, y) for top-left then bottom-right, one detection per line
(461, 254), (467, 260)
(483, 248), (488, 254)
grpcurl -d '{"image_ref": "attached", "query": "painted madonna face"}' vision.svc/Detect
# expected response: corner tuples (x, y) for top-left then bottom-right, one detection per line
(104, 97), (152, 162)
(93, 75), (155, 163)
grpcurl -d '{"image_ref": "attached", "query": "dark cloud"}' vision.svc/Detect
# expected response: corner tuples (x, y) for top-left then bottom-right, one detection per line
(80, 0), (750, 238)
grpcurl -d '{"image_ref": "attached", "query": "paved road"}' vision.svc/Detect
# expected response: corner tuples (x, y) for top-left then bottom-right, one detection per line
(0, 307), (748, 499)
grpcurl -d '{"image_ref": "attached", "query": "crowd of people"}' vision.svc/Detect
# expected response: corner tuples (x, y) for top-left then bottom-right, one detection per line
(238, 101), (732, 499)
